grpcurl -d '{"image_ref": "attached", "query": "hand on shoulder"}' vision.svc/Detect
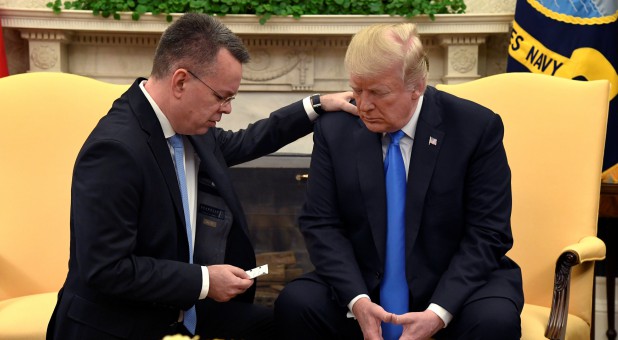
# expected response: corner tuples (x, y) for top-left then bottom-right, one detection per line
(320, 91), (358, 116)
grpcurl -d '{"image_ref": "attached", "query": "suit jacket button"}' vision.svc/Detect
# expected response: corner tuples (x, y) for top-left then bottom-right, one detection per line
(376, 272), (382, 279)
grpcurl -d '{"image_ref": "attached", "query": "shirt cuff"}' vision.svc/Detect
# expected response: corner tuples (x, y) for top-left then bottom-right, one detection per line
(346, 294), (371, 319)
(427, 303), (453, 328)
(199, 266), (210, 299)
(302, 96), (319, 122)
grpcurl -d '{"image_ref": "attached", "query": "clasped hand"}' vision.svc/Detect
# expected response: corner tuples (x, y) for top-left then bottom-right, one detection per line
(352, 298), (444, 340)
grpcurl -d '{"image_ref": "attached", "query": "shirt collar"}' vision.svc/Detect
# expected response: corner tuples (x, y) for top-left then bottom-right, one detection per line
(403, 95), (423, 140)
(383, 94), (424, 140)
(139, 80), (176, 139)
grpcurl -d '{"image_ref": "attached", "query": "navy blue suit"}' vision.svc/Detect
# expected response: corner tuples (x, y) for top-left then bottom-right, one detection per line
(47, 78), (313, 339)
(276, 86), (524, 339)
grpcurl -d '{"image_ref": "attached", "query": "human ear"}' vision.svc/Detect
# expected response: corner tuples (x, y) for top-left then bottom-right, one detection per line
(171, 69), (189, 99)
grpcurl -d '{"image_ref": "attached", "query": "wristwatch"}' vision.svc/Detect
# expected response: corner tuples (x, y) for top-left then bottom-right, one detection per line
(310, 93), (326, 115)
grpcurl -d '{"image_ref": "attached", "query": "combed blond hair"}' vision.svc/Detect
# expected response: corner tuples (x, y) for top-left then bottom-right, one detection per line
(344, 23), (428, 90)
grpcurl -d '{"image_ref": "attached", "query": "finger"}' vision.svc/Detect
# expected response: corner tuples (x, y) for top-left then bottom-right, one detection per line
(342, 102), (359, 115)
(390, 313), (413, 325)
(239, 278), (255, 289)
(382, 312), (395, 324)
(390, 313), (407, 325)
(228, 265), (251, 279)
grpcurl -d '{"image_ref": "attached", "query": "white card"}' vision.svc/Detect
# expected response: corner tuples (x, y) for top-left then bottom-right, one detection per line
(245, 264), (269, 279)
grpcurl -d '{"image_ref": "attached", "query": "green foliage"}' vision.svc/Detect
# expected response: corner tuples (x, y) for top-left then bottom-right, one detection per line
(47, 0), (466, 24)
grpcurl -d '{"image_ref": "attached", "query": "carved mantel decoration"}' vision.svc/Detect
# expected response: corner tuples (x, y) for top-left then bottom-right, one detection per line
(0, 7), (514, 153)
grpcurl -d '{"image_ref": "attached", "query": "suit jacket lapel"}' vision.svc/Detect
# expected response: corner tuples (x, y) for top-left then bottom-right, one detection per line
(354, 119), (388, 265)
(188, 133), (250, 238)
(125, 79), (190, 258)
(405, 87), (444, 260)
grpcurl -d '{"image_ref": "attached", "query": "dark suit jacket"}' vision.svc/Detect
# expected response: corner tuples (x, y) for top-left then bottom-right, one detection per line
(299, 86), (523, 317)
(47, 78), (313, 339)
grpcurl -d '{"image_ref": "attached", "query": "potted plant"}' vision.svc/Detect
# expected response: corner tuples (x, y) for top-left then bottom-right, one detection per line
(47, 0), (466, 24)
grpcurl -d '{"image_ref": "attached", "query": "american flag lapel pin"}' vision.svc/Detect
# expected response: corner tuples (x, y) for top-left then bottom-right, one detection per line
(429, 136), (437, 146)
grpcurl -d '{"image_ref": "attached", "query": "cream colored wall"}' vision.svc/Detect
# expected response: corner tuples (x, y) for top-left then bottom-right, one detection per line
(0, 0), (515, 154)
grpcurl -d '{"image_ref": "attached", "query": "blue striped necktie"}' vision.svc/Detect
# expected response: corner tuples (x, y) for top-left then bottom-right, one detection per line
(380, 130), (409, 340)
(169, 134), (197, 335)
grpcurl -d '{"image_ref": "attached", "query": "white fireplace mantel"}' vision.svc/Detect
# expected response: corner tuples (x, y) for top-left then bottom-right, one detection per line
(0, 6), (514, 153)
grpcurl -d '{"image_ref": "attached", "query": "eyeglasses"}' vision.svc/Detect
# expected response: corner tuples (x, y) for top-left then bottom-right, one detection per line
(186, 69), (236, 107)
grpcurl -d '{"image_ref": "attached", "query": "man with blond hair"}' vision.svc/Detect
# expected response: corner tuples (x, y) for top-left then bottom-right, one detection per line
(275, 23), (523, 340)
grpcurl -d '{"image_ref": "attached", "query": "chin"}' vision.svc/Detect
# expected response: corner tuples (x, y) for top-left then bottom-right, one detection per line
(195, 127), (210, 135)
(364, 122), (388, 134)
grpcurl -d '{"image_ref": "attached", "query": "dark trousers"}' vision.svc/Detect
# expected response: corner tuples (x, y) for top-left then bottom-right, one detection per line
(274, 272), (521, 340)
(195, 299), (276, 340)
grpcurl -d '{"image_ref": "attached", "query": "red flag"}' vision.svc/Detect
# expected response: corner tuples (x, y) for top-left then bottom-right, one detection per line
(0, 19), (9, 78)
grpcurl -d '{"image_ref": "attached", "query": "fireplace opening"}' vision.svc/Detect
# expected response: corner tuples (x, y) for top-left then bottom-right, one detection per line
(229, 154), (312, 307)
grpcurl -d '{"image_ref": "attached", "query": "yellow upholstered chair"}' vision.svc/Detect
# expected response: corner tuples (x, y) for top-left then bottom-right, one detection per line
(437, 72), (609, 340)
(0, 72), (129, 339)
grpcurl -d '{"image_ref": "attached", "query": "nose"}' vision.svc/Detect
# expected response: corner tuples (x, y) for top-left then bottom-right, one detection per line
(357, 93), (374, 113)
(220, 102), (232, 114)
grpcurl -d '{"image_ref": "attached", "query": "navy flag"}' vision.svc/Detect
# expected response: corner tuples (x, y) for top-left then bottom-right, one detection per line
(507, 0), (618, 170)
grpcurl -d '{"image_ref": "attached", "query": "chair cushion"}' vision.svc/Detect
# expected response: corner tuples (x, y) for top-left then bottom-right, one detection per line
(0, 292), (58, 340)
(522, 303), (590, 340)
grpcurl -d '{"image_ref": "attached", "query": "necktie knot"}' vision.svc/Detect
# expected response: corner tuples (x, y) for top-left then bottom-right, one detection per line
(388, 130), (405, 146)
(169, 134), (183, 149)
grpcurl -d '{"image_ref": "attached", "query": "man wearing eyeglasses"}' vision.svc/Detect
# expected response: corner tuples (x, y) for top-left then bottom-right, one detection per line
(46, 13), (356, 340)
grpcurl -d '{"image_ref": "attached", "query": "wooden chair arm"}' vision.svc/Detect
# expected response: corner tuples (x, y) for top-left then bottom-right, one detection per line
(545, 236), (606, 339)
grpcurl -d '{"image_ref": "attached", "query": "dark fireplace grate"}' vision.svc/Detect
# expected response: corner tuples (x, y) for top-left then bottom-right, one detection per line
(230, 154), (312, 306)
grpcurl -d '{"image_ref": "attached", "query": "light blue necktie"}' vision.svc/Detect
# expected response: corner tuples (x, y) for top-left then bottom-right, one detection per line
(380, 130), (409, 340)
(169, 134), (197, 335)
